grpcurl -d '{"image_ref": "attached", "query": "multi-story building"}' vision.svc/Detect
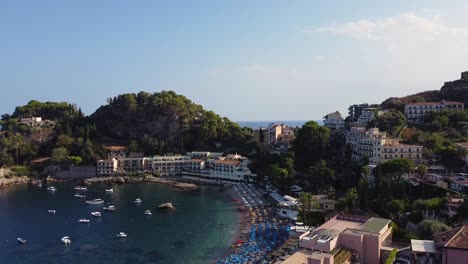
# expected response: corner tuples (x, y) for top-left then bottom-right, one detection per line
(147, 155), (191, 177)
(254, 123), (295, 146)
(186, 151), (223, 160)
(355, 107), (382, 127)
(323, 111), (345, 131)
(405, 100), (464, 123)
(434, 226), (468, 264)
(253, 128), (271, 145)
(348, 127), (423, 165)
(118, 156), (146, 174)
(96, 158), (118, 176)
(381, 144), (423, 164)
(282, 215), (393, 264)
(348, 103), (369, 122)
(105, 146), (127, 159)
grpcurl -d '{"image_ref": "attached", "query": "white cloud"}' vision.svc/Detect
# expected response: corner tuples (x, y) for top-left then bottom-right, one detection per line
(316, 13), (468, 41)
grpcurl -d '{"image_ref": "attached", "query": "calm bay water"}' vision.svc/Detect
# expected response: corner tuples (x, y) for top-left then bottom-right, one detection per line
(0, 183), (239, 264)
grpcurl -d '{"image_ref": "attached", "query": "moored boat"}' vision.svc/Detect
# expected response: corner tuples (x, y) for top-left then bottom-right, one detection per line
(78, 218), (90, 223)
(74, 186), (87, 191)
(48, 209), (56, 213)
(116, 232), (127, 238)
(91, 211), (101, 217)
(103, 205), (116, 211)
(144, 210), (152, 215)
(47, 186), (57, 192)
(17, 238), (27, 244)
(61, 236), (71, 245)
(134, 198), (142, 203)
(74, 194), (86, 198)
(105, 188), (114, 193)
(86, 199), (104, 205)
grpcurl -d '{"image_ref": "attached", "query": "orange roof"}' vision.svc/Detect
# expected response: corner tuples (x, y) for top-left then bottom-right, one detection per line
(190, 159), (205, 163)
(214, 160), (241, 165)
(105, 146), (127, 151)
(435, 226), (468, 249)
(410, 101), (463, 106)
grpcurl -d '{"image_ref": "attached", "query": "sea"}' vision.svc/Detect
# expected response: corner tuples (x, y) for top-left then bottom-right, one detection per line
(236, 120), (322, 129)
(0, 183), (239, 264)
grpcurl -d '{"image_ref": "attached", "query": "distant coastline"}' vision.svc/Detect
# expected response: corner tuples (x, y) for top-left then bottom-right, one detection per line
(236, 120), (322, 129)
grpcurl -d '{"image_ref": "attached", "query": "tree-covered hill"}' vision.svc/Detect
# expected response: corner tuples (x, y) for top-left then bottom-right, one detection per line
(90, 91), (253, 154)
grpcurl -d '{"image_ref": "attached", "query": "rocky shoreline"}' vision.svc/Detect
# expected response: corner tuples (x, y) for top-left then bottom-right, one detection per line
(84, 175), (198, 190)
(0, 176), (34, 189)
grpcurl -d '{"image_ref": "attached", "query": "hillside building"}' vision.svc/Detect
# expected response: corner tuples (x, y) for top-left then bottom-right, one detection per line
(323, 111), (345, 131)
(405, 100), (464, 123)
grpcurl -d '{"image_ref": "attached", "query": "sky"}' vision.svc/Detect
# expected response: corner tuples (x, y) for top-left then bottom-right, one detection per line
(1, 0), (468, 121)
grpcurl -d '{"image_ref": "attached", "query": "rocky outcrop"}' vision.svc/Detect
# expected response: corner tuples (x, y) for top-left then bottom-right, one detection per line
(0, 176), (32, 189)
(83, 175), (198, 190)
(157, 202), (175, 210)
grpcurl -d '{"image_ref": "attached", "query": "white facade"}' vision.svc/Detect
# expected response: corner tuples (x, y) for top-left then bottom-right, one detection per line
(148, 155), (191, 176)
(356, 108), (382, 127)
(405, 101), (464, 123)
(323, 111), (345, 130)
(97, 158), (118, 176)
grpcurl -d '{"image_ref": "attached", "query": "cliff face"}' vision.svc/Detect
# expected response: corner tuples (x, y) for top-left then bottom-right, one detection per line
(381, 71), (468, 111)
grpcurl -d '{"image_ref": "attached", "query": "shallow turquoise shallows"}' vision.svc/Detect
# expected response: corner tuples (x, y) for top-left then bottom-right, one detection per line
(0, 182), (239, 264)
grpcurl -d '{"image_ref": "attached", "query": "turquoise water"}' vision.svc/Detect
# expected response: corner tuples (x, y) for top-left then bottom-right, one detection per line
(0, 183), (240, 264)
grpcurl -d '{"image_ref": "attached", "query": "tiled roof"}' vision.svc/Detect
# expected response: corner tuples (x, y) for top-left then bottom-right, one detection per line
(190, 159), (205, 163)
(214, 160), (241, 165)
(435, 226), (468, 249)
(409, 101), (463, 106)
(105, 146), (127, 151)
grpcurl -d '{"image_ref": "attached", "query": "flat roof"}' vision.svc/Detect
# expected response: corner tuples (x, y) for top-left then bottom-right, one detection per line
(360, 217), (391, 233)
(325, 219), (363, 233)
(411, 240), (438, 253)
(281, 250), (311, 264)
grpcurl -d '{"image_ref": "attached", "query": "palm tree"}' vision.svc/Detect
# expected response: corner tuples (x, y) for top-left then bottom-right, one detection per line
(416, 164), (428, 179)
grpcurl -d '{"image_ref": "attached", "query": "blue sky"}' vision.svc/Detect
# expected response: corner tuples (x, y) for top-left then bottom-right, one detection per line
(1, 0), (468, 121)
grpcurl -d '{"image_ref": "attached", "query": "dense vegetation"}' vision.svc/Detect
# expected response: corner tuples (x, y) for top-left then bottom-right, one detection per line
(0, 91), (254, 170)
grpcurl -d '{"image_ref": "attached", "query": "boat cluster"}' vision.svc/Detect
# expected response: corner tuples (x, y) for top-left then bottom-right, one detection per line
(18, 185), (153, 246)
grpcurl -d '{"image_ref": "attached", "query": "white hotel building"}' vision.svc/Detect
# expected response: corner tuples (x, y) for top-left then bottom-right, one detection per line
(405, 101), (464, 123)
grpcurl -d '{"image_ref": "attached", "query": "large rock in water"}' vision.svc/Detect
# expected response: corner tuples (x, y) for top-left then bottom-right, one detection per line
(157, 202), (175, 210)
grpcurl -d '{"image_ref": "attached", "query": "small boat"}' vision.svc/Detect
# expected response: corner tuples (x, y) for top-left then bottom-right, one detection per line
(37, 183), (43, 188)
(144, 210), (152, 215)
(74, 194), (86, 198)
(103, 205), (116, 212)
(91, 212), (101, 217)
(48, 209), (56, 214)
(105, 188), (114, 193)
(78, 218), (90, 223)
(74, 186), (87, 191)
(116, 232), (127, 238)
(134, 198), (142, 203)
(17, 238), (27, 244)
(61, 236), (71, 245)
(86, 199), (104, 205)
(47, 186), (57, 192)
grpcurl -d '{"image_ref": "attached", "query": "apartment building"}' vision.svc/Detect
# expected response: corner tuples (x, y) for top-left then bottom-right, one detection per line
(105, 146), (127, 159)
(355, 107), (382, 127)
(323, 111), (345, 131)
(96, 158), (118, 176)
(282, 215), (393, 264)
(347, 127), (423, 165)
(405, 100), (464, 123)
(147, 155), (191, 177)
(348, 103), (369, 122)
(381, 144), (423, 164)
(254, 123), (295, 146)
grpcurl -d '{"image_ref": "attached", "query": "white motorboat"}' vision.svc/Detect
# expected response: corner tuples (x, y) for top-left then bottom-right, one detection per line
(17, 238), (27, 244)
(78, 218), (90, 223)
(86, 199), (104, 205)
(103, 205), (116, 211)
(105, 188), (114, 193)
(116, 232), (127, 238)
(61, 236), (71, 245)
(47, 186), (57, 192)
(74, 194), (86, 198)
(48, 209), (56, 214)
(134, 198), (142, 203)
(91, 211), (101, 217)
(144, 210), (152, 215)
(74, 186), (87, 191)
